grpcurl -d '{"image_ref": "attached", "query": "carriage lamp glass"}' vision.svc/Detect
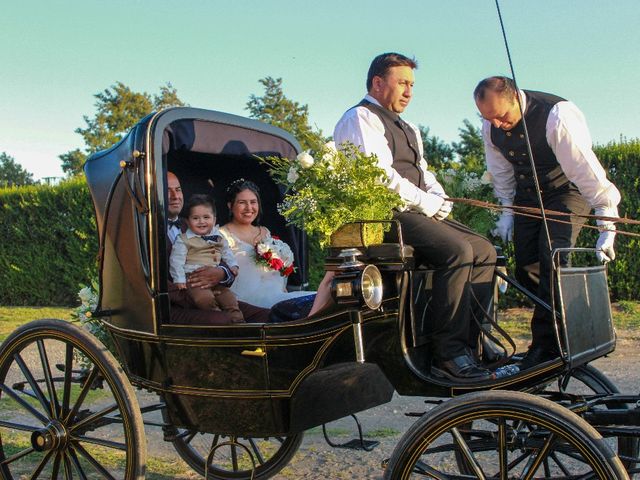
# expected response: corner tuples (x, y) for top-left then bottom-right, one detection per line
(331, 262), (383, 310)
(361, 264), (383, 310)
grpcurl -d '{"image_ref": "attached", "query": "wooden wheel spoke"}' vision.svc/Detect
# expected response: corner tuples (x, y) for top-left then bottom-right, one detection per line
(61, 343), (74, 418)
(36, 339), (60, 419)
(452, 426), (486, 480)
(69, 403), (119, 433)
(73, 442), (117, 480)
(411, 459), (450, 479)
(14, 352), (51, 416)
(62, 450), (73, 480)
(50, 452), (62, 479)
(26, 450), (53, 479)
(72, 435), (127, 451)
(549, 451), (572, 475)
(64, 366), (99, 425)
(67, 447), (89, 480)
(0, 419), (40, 432)
(231, 442), (239, 471)
(248, 437), (266, 465)
(521, 432), (557, 480)
(1, 446), (37, 466)
(497, 418), (508, 480)
(0, 382), (49, 424)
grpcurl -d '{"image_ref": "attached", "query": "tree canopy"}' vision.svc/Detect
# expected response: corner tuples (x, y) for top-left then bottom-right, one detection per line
(60, 82), (185, 176)
(246, 77), (325, 152)
(0, 152), (35, 187)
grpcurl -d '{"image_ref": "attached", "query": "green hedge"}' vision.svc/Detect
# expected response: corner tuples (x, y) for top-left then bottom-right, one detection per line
(0, 178), (97, 306)
(587, 138), (640, 300)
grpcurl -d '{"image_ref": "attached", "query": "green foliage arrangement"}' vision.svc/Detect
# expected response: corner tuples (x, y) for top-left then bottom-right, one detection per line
(0, 177), (97, 305)
(437, 167), (497, 238)
(262, 142), (403, 247)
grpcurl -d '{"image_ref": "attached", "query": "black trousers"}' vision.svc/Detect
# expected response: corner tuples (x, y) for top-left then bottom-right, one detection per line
(395, 212), (497, 360)
(513, 189), (590, 349)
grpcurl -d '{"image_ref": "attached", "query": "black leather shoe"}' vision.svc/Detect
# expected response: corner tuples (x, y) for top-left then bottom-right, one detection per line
(433, 354), (495, 383)
(518, 345), (560, 370)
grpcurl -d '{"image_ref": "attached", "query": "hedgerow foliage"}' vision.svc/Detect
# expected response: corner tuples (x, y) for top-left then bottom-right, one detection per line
(588, 138), (640, 300)
(0, 178), (97, 305)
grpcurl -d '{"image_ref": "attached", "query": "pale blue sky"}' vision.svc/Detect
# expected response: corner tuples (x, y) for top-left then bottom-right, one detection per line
(1, 0), (638, 180)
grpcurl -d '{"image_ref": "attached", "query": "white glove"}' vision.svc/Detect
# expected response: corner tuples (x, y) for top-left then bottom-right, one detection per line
(492, 210), (514, 242)
(596, 228), (616, 263)
(433, 200), (453, 221)
(416, 192), (445, 218)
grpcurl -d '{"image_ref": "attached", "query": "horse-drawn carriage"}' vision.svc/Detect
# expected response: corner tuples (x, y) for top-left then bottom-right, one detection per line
(0, 107), (637, 479)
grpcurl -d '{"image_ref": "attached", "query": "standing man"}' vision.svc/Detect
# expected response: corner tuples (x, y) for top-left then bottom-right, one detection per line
(334, 53), (497, 381)
(166, 171), (269, 324)
(474, 76), (620, 369)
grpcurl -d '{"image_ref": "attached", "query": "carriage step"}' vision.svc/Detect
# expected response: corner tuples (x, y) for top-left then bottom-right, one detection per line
(322, 414), (379, 451)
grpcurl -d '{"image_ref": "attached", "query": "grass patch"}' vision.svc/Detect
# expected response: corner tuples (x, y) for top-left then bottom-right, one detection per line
(0, 306), (74, 341)
(365, 427), (400, 438)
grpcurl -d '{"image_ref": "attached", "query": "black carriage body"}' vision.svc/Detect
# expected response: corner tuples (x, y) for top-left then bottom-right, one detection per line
(84, 108), (405, 436)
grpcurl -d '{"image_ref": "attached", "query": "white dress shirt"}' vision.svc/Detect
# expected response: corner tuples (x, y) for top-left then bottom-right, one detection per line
(167, 217), (181, 245)
(333, 95), (448, 218)
(482, 90), (620, 223)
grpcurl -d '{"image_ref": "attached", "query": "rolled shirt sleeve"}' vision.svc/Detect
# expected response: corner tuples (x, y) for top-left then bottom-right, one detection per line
(481, 120), (516, 207)
(169, 235), (188, 284)
(333, 97), (448, 217)
(546, 101), (620, 223)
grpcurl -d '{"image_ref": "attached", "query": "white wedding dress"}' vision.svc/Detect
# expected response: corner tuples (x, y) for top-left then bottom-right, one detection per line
(219, 227), (314, 308)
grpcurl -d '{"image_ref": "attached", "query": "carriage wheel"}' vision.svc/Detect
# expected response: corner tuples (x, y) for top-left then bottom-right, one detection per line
(163, 413), (303, 480)
(0, 319), (145, 479)
(383, 390), (628, 480)
(552, 364), (639, 470)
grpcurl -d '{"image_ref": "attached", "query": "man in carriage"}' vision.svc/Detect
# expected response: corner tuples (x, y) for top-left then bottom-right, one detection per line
(474, 76), (621, 369)
(334, 52), (497, 382)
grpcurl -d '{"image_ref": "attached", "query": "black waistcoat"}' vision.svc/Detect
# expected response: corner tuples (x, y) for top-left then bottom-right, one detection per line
(358, 100), (426, 190)
(490, 90), (575, 200)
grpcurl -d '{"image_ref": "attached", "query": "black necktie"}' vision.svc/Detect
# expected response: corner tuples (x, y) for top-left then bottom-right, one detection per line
(168, 219), (181, 229)
(201, 235), (221, 242)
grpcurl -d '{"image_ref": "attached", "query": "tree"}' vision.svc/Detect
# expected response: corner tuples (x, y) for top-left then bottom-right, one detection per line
(60, 82), (185, 176)
(419, 125), (455, 171)
(452, 119), (485, 173)
(246, 77), (325, 152)
(0, 152), (35, 187)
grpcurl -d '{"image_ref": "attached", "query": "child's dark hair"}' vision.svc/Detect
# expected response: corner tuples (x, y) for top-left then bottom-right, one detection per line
(184, 194), (216, 216)
(226, 178), (262, 225)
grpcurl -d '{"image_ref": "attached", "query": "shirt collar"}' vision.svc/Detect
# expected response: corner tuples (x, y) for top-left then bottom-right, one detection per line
(185, 226), (218, 238)
(364, 94), (383, 107)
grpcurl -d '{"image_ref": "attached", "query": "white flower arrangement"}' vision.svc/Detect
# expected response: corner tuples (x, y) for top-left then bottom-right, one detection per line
(260, 142), (402, 247)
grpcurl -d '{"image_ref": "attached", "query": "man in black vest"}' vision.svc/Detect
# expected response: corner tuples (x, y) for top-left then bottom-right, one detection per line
(334, 52), (497, 381)
(474, 76), (620, 369)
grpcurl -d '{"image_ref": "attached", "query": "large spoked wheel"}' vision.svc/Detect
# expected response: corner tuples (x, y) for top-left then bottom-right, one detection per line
(163, 409), (303, 480)
(384, 390), (628, 480)
(0, 319), (145, 479)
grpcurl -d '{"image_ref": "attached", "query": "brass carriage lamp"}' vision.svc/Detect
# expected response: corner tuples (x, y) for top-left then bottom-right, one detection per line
(331, 248), (384, 363)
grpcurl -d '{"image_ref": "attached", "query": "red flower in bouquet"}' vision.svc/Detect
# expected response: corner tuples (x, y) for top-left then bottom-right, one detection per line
(254, 236), (296, 277)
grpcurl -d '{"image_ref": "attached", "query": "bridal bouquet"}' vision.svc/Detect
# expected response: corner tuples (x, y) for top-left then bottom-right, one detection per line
(261, 142), (402, 247)
(255, 235), (295, 277)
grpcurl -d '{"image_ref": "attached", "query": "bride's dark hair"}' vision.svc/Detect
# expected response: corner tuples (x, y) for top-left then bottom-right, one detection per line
(226, 178), (262, 226)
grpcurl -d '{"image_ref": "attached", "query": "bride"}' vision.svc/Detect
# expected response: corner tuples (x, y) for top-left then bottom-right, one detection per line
(219, 179), (332, 312)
